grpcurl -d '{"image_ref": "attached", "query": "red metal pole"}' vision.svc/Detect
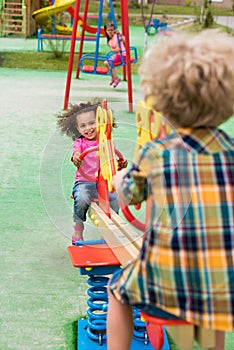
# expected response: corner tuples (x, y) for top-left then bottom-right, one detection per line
(76, 0), (89, 79)
(120, 3), (126, 81)
(63, 0), (81, 110)
(121, 0), (133, 113)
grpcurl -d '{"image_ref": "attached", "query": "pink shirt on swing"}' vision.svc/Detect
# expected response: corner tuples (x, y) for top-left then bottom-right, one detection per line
(108, 33), (125, 54)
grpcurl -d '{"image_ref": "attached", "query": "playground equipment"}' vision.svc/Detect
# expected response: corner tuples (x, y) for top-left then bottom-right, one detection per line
(64, 0), (136, 113)
(32, 0), (104, 51)
(146, 18), (168, 35)
(33, 0), (105, 35)
(36, 26), (96, 52)
(0, 0), (39, 37)
(78, 0), (138, 76)
(68, 99), (170, 349)
(68, 98), (218, 350)
(32, 0), (75, 32)
(139, 0), (172, 53)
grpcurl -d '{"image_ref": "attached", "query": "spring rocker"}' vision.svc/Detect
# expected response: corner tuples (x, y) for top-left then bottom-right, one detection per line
(67, 99), (217, 350)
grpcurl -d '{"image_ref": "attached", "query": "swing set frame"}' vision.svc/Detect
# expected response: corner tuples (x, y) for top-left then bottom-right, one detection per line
(78, 1), (138, 76)
(63, 0), (136, 112)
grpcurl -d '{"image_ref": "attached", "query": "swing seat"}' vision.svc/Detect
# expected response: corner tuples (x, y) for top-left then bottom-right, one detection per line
(141, 312), (216, 350)
(79, 53), (112, 75)
(82, 66), (109, 74)
(107, 46), (138, 68)
(113, 56), (135, 67)
(79, 47), (138, 75)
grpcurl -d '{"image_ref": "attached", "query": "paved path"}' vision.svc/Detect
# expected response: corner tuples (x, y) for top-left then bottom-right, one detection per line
(215, 15), (234, 29)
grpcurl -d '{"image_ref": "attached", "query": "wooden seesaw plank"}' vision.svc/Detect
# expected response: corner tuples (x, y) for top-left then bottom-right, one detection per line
(90, 202), (140, 265)
(109, 209), (142, 251)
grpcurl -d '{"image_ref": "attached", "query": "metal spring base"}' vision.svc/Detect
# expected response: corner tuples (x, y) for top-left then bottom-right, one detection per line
(86, 275), (108, 345)
(78, 319), (167, 350)
(77, 271), (170, 349)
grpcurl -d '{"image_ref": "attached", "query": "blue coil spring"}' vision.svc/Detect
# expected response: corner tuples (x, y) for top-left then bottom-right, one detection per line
(85, 275), (149, 345)
(86, 275), (109, 344)
(133, 308), (149, 344)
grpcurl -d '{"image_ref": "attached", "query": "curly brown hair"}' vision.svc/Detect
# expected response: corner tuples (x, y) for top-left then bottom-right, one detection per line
(57, 100), (101, 141)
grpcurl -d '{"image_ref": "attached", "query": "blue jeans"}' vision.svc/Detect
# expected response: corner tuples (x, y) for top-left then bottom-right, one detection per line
(72, 181), (119, 224)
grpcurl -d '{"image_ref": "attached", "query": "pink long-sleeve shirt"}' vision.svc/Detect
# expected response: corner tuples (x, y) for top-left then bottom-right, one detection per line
(72, 138), (98, 182)
(108, 33), (125, 53)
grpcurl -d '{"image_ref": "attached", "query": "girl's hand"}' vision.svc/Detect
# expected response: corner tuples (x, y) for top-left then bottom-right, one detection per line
(72, 152), (82, 168)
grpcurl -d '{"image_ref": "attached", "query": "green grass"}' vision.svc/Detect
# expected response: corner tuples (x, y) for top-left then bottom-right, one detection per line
(64, 317), (78, 350)
(0, 51), (75, 70)
(0, 50), (141, 72)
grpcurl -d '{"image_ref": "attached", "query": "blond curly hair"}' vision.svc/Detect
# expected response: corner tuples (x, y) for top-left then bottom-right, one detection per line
(139, 30), (234, 128)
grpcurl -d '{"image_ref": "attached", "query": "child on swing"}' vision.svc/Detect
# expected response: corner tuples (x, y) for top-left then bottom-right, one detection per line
(104, 22), (125, 88)
(57, 100), (127, 245)
(107, 30), (234, 350)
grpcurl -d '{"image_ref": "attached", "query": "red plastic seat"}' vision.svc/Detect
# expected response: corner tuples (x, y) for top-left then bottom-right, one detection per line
(141, 312), (191, 350)
(82, 66), (109, 74)
(113, 57), (135, 66)
(67, 243), (120, 268)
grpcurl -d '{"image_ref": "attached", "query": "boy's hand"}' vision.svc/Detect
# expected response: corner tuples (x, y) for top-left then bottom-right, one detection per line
(112, 168), (128, 190)
(117, 158), (128, 171)
(112, 169), (129, 205)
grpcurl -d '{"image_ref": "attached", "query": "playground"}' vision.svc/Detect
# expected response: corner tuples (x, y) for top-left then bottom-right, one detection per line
(1, 60), (234, 350)
(1, 1), (234, 350)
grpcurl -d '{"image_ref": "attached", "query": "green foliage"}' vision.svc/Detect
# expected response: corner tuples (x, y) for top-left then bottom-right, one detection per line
(203, 9), (214, 28)
(128, 0), (141, 9)
(199, 1), (214, 28)
(46, 39), (69, 59)
(41, 0), (50, 8)
(232, 0), (234, 11)
(39, 12), (71, 58)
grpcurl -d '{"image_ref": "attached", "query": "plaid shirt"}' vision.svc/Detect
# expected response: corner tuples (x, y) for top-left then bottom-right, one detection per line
(110, 128), (234, 331)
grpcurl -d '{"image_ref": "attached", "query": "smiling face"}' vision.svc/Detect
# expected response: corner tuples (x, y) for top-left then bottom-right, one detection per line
(105, 25), (115, 39)
(76, 111), (97, 140)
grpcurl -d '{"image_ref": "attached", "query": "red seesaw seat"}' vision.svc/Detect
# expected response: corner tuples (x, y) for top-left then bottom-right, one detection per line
(141, 312), (216, 350)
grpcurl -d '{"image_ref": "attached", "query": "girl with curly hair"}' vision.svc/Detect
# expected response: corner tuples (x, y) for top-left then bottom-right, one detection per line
(57, 100), (127, 244)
